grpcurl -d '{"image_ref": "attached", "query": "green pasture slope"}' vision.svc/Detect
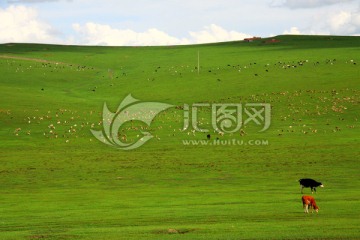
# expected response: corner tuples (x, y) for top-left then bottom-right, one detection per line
(0, 35), (359, 239)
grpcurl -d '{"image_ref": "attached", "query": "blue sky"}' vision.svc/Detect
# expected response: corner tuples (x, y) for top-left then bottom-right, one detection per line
(0, 0), (359, 45)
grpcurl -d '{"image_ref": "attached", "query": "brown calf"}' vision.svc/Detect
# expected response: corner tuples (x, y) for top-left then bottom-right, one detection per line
(302, 195), (319, 213)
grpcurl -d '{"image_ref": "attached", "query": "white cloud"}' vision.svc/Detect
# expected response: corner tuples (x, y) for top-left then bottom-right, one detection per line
(283, 27), (301, 34)
(306, 8), (360, 35)
(271, 0), (355, 9)
(7, 0), (72, 3)
(329, 11), (352, 32)
(3, 3), (357, 46)
(72, 22), (189, 46)
(327, 9), (360, 34)
(72, 23), (251, 46)
(0, 5), (61, 43)
(280, 6), (360, 36)
(0, 5), (252, 46)
(189, 24), (252, 44)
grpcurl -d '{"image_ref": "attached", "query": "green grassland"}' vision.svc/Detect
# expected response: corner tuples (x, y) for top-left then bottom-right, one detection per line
(0, 35), (359, 239)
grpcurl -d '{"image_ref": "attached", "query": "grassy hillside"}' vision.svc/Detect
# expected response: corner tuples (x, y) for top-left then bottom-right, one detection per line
(0, 35), (359, 239)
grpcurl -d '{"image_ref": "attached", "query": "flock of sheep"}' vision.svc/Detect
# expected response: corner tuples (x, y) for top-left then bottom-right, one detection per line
(1, 56), (357, 143)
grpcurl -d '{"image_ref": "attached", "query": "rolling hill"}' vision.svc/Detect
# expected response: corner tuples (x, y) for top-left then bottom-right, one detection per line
(0, 35), (359, 240)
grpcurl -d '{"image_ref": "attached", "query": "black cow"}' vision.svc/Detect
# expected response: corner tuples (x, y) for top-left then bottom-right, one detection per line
(299, 178), (324, 194)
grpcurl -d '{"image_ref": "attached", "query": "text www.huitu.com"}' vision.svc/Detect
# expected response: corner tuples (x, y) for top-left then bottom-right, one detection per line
(182, 139), (269, 146)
